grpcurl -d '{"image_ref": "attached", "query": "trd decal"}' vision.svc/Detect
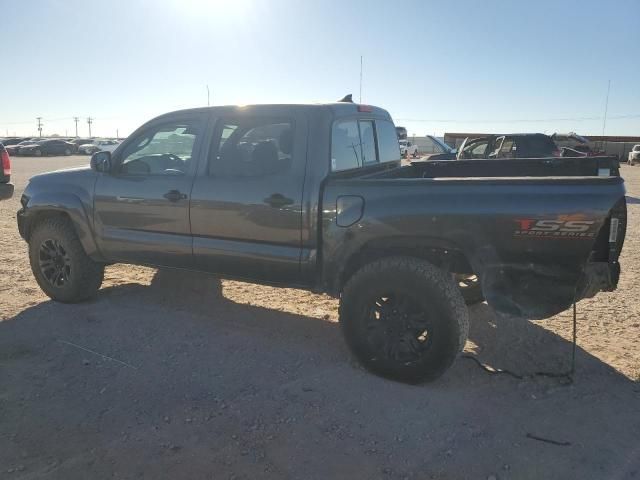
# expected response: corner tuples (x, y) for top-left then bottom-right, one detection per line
(514, 218), (597, 238)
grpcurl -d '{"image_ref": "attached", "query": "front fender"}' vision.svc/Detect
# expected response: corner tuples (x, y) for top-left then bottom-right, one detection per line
(18, 192), (103, 261)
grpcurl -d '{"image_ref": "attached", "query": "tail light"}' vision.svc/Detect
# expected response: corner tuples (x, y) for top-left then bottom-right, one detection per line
(1, 149), (10, 176)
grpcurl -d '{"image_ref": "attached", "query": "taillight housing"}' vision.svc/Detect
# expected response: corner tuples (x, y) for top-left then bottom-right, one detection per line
(1, 150), (10, 177)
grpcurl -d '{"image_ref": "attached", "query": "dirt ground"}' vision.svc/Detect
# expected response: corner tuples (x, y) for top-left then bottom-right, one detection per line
(1, 156), (639, 479)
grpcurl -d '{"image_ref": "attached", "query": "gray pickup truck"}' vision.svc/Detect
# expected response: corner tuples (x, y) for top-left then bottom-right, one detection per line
(17, 101), (627, 383)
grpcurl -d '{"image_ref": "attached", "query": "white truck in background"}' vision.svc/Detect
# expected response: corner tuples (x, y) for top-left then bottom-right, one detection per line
(628, 145), (640, 166)
(395, 126), (419, 158)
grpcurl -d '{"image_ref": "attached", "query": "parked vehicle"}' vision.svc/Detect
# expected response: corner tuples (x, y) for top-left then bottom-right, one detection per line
(421, 135), (457, 160)
(399, 139), (419, 158)
(0, 137), (30, 146)
(457, 133), (561, 159)
(5, 139), (39, 156)
(78, 139), (120, 155)
(0, 142), (13, 200)
(551, 132), (592, 150)
(17, 101), (627, 383)
(628, 145), (640, 166)
(18, 139), (75, 156)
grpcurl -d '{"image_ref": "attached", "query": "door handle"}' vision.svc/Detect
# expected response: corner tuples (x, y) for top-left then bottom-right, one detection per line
(163, 190), (187, 202)
(117, 196), (144, 203)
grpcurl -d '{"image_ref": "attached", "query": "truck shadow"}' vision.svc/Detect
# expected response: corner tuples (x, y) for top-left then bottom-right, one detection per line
(1, 269), (639, 478)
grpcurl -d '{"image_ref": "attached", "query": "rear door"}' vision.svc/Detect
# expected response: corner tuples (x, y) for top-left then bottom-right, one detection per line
(189, 110), (308, 284)
(93, 113), (207, 267)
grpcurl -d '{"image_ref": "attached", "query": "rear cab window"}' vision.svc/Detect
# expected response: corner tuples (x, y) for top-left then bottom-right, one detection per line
(331, 117), (400, 172)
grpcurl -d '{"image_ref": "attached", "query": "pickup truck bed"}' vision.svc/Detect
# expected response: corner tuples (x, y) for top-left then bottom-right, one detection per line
(322, 156), (625, 319)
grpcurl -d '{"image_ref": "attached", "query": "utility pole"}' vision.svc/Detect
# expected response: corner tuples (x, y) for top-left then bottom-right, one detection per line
(87, 117), (93, 137)
(73, 117), (79, 137)
(36, 117), (43, 137)
(116, 129), (119, 140)
(207, 85), (210, 106)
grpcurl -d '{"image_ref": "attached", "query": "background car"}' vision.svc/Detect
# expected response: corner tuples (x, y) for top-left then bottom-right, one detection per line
(0, 137), (31, 146)
(78, 139), (120, 155)
(18, 139), (75, 156)
(457, 133), (561, 159)
(5, 139), (40, 156)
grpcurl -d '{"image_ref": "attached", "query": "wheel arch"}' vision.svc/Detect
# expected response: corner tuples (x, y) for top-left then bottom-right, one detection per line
(20, 193), (103, 261)
(332, 236), (475, 295)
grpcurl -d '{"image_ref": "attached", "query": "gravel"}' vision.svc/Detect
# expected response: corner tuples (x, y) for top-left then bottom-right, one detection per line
(1, 156), (639, 479)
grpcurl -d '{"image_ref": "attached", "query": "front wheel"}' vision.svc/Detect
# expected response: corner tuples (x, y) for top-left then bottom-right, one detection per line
(339, 257), (469, 383)
(29, 217), (104, 302)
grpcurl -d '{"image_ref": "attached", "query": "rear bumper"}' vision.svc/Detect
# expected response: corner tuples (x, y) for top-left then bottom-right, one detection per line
(0, 182), (14, 200)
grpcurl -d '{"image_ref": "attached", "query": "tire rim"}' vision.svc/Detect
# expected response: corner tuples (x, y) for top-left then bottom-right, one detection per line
(38, 239), (71, 287)
(366, 293), (433, 363)
(455, 274), (478, 290)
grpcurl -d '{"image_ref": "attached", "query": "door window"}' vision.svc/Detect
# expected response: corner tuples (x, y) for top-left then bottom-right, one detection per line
(331, 120), (362, 171)
(359, 120), (377, 165)
(118, 122), (201, 175)
(209, 118), (294, 177)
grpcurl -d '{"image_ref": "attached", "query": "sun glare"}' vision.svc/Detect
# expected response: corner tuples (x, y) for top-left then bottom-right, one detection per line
(175, 0), (251, 19)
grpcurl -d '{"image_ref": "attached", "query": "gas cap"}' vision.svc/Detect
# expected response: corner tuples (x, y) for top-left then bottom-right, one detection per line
(336, 195), (364, 227)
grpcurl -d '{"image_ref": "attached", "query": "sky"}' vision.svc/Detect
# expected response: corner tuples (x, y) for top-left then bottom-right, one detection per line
(1, 0), (639, 138)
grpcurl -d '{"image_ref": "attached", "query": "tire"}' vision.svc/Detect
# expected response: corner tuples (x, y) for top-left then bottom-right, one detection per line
(339, 257), (469, 383)
(455, 274), (485, 305)
(64, 148), (71, 156)
(28, 216), (104, 303)
(34, 149), (42, 157)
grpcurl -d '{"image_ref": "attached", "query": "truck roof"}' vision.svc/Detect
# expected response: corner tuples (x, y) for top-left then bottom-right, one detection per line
(152, 103), (393, 121)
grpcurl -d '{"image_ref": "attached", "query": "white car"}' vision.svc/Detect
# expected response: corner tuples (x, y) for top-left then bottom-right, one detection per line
(78, 139), (120, 155)
(628, 145), (640, 166)
(399, 139), (419, 159)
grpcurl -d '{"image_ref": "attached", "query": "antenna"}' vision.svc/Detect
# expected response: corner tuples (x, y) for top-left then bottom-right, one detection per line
(602, 79), (611, 136)
(359, 55), (363, 103)
(36, 117), (43, 137)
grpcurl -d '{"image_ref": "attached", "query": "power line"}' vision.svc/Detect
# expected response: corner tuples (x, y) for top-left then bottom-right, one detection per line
(395, 114), (640, 124)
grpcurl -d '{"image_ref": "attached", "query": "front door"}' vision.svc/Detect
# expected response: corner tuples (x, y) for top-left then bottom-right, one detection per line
(93, 114), (207, 268)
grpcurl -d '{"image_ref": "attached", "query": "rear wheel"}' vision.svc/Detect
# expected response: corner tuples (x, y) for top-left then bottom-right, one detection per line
(339, 257), (469, 383)
(34, 149), (42, 157)
(29, 217), (104, 302)
(64, 148), (71, 156)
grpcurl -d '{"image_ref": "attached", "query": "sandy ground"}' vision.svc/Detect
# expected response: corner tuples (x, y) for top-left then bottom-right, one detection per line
(1, 156), (639, 479)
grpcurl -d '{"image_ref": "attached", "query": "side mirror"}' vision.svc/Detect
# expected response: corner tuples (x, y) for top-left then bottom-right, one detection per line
(90, 151), (112, 173)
